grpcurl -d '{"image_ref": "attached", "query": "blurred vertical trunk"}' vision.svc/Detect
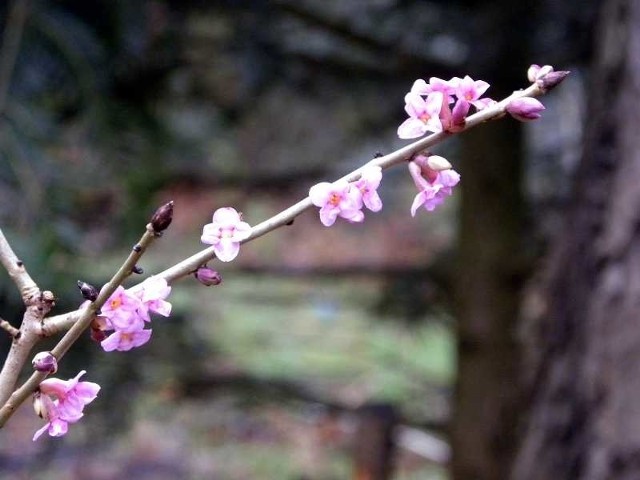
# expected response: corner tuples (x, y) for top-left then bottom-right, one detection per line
(452, 118), (525, 480)
(512, 0), (640, 478)
(450, 1), (534, 478)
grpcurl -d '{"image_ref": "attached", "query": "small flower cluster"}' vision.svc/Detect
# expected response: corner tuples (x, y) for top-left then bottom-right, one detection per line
(92, 276), (172, 352)
(398, 75), (494, 139)
(309, 165), (383, 226)
(408, 154), (460, 216)
(33, 370), (100, 441)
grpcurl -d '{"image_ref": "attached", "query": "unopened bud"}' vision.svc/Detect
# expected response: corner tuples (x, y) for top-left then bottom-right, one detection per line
(132, 265), (144, 275)
(506, 97), (545, 122)
(32, 351), (58, 374)
(90, 327), (107, 343)
(194, 266), (222, 286)
(536, 70), (570, 92)
(33, 391), (47, 419)
(150, 201), (174, 233)
(427, 155), (452, 172)
(527, 64), (554, 83)
(77, 280), (99, 302)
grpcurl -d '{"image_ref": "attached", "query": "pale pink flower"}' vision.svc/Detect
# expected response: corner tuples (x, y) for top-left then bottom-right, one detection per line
(506, 97), (545, 121)
(201, 207), (252, 262)
(33, 370), (100, 441)
(309, 179), (364, 227)
(101, 329), (152, 352)
(410, 77), (456, 97)
(397, 92), (444, 139)
(527, 64), (554, 82)
(129, 276), (172, 320)
(354, 166), (383, 212)
(408, 156), (460, 216)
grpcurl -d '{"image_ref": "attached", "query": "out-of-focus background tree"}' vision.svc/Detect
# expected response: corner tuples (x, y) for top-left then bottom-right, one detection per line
(4, 0), (634, 479)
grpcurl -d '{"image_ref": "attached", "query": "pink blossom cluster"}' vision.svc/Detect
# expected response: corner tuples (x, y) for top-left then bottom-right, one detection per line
(33, 370), (100, 441)
(408, 154), (460, 216)
(398, 75), (494, 139)
(201, 207), (252, 262)
(95, 276), (172, 352)
(309, 165), (383, 226)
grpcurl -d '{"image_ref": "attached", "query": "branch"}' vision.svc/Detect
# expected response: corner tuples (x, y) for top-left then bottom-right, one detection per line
(0, 223), (159, 425)
(0, 229), (38, 301)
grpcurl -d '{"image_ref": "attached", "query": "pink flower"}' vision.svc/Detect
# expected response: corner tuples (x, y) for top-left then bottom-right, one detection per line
(354, 166), (383, 212)
(129, 276), (172, 320)
(101, 286), (143, 328)
(309, 179), (364, 227)
(201, 207), (252, 262)
(33, 370), (100, 441)
(506, 97), (545, 121)
(452, 75), (490, 109)
(101, 329), (152, 352)
(408, 155), (460, 216)
(397, 92), (444, 139)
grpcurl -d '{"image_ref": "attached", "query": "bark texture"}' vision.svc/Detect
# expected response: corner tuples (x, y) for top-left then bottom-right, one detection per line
(513, 0), (640, 478)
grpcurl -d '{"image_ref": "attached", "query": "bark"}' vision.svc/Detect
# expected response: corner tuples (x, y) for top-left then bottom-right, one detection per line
(512, 0), (640, 478)
(452, 119), (525, 480)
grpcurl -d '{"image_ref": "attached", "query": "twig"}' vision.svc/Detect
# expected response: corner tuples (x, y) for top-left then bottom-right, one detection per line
(0, 224), (158, 425)
(0, 318), (19, 339)
(0, 229), (38, 301)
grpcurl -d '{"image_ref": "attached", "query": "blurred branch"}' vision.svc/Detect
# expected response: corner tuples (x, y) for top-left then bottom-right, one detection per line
(0, 0), (29, 118)
(179, 369), (448, 434)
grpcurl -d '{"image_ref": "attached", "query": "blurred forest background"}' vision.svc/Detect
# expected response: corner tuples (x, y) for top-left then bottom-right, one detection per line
(3, 0), (640, 479)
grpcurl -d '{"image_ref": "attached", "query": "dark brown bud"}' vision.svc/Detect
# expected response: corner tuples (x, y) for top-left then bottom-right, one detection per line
(150, 201), (174, 233)
(90, 327), (107, 343)
(77, 280), (99, 302)
(536, 70), (570, 92)
(132, 265), (144, 275)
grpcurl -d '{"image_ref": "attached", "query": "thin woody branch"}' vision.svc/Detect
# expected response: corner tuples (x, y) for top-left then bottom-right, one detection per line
(0, 222), (160, 426)
(0, 318), (19, 339)
(0, 70), (568, 431)
(0, 229), (39, 302)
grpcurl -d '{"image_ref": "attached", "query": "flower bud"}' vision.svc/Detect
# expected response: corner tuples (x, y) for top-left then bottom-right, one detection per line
(506, 97), (545, 122)
(150, 201), (174, 233)
(77, 280), (98, 302)
(194, 266), (222, 286)
(90, 327), (107, 343)
(32, 352), (58, 374)
(426, 155), (452, 172)
(536, 70), (570, 92)
(527, 64), (554, 83)
(33, 391), (47, 419)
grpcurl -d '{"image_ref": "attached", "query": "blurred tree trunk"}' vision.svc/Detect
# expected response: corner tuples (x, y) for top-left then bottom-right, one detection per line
(450, 1), (534, 478)
(453, 118), (525, 480)
(512, 0), (640, 478)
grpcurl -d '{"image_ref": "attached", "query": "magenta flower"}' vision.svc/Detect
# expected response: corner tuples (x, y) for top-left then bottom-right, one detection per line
(33, 370), (100, 441)
(201, 207), (252, 262)
(397, 92), (444, 139)
(309, 179), (364, 227)
(101, 329), (152, 352)
(354, 166), (383, 212)
(506, 97), (545, 121)
(408, 156), (460, 216)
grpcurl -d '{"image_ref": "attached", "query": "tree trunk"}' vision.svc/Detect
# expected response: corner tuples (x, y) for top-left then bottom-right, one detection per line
(512, 0), (640, 478)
